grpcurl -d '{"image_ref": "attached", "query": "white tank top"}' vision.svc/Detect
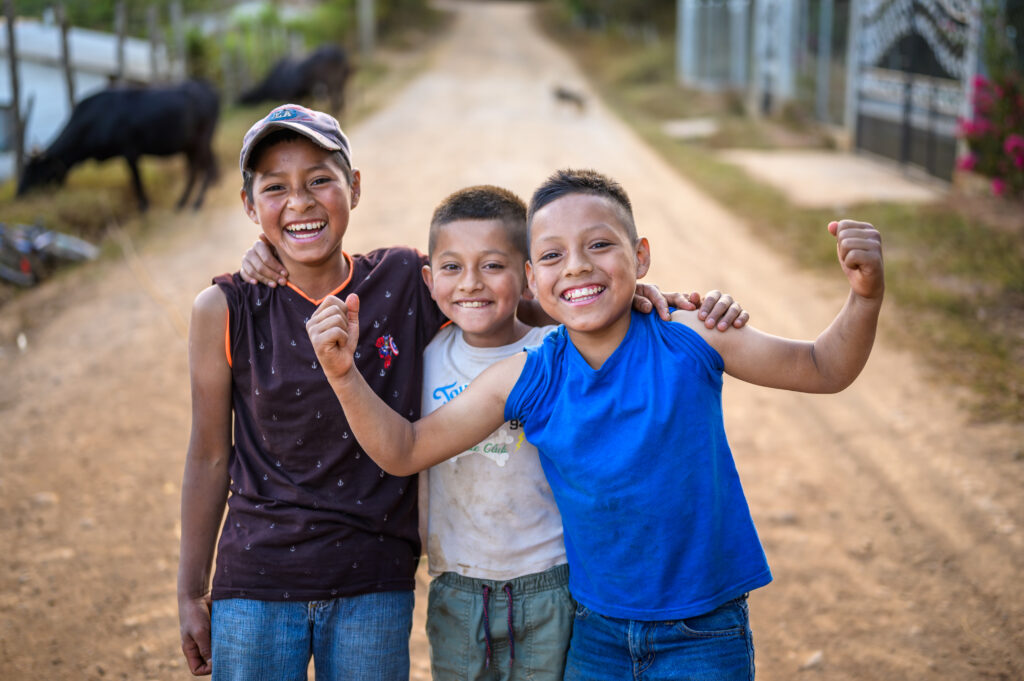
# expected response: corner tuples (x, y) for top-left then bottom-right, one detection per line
(419, 324), (567, 579)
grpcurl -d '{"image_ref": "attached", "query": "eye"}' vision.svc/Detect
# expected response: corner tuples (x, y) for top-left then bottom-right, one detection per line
(537, 251), (561, 262)
(261, 183), (286, 193)
(482, 262), (505, 270)
(440, 263), (461, 272)
(310, 176), (332, 186)
(590, 240), (613, 250)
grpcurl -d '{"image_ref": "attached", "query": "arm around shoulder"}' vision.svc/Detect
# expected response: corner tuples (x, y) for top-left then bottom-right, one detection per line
(306, 295), (526, 476)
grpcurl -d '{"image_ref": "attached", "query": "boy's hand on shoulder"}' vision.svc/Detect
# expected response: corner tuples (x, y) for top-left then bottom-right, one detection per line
(307, 294), (361, 383)
(695, 289), (749, 330)
(830, 220), (884, 300)
(240, 234), (289, 287)
(635, 284), (749, 330)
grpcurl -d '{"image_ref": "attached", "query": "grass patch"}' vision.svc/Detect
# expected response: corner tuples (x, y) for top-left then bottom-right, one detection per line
(537, 7), (1024, 421)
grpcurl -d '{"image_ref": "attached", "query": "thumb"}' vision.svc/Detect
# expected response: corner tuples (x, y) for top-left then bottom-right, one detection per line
(345, 293), (360, 351)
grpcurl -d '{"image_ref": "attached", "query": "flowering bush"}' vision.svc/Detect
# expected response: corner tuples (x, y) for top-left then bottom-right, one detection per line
(956, 74), (1024, 199)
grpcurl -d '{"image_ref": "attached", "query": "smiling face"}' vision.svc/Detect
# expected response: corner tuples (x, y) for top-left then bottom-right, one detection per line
(241, 137), (360, 273)
(526, 193), (650, 352)
(423, 219), (528, 348)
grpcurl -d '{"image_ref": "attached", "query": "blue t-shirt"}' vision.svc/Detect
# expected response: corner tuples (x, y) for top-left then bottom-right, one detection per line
(505, 309), (772, 620)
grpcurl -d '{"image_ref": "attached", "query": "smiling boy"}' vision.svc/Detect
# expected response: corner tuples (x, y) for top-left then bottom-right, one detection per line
(305, 168), (885, 680)
(178, 105), (448, 681)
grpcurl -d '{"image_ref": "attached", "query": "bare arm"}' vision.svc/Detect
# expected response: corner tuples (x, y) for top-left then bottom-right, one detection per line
(306, 294), (522, 476)
(675, 220), (883, 393)
(177, 286), (233, 676)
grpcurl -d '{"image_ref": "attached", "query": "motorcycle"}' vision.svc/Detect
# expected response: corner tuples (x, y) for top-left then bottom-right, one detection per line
(0, 221), (100, 287)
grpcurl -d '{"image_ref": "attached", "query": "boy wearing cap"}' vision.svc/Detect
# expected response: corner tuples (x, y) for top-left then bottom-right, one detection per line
(177, 104), (450, 680)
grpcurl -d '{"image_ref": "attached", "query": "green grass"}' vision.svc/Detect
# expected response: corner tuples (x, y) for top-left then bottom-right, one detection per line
(537, 7), (1024, 422)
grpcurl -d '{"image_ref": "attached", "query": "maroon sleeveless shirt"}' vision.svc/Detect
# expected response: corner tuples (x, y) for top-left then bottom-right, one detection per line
(211, 247), (445, 601)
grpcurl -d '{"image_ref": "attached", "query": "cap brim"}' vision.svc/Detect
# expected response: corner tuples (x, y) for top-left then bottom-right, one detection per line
(240, 121), (346, 173)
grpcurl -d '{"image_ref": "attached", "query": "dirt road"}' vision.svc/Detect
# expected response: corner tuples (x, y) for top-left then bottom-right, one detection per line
(2, 2), (1023, 679)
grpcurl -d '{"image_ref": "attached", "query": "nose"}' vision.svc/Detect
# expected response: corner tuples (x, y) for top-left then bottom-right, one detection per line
(563, 247), (592, 277)
(287, 185), (315, 212)
(457, 268), (484, 292)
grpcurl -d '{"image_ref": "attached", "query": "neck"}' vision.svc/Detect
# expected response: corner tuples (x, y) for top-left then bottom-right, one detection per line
(462, 318), (532, 349)
(284, 251), (350, 301)
(566, 309), (633, 370)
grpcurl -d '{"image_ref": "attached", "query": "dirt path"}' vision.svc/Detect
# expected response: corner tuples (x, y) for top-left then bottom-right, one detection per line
(2, 2), (1023, 679)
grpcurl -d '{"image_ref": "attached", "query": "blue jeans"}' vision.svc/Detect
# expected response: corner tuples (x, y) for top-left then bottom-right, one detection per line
(563, 596), (754, 681)
(211, 591), (414, 681)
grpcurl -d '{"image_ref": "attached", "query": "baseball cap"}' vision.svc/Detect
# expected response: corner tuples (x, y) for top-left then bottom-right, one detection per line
(239, 104), (352, 174)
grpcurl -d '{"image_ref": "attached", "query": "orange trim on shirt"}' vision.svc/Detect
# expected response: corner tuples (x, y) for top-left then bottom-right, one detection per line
(284, 251), (356, 305)
(224, 308), (232, 368)
(439, 320), (453, 330)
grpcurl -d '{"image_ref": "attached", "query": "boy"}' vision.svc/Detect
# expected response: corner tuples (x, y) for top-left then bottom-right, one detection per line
(418, 185), (569, 681)
(304, 168), (885, 680)
(177, 104), (449, 680)
(181, 104), (740, 680)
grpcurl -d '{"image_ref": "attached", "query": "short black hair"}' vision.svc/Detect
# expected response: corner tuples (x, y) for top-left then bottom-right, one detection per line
(428, 185), (528, 259)
(526, 168), (638, 247)
(241, 129), (354, 203)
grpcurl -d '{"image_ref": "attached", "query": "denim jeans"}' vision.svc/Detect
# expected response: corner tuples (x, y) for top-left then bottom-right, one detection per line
(211, 591), (414, 681)
(563, 596), (754, 681)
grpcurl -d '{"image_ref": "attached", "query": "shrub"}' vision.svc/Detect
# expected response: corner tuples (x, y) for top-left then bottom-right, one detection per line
(956, 7), (1024, 199)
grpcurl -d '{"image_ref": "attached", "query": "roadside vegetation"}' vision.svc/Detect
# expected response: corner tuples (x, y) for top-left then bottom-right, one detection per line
(537, 2), (1024, 422)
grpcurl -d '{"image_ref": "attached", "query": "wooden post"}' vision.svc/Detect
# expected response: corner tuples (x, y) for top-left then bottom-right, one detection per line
(359, 0), (375, 56)
(170, 0), (185, 79)
(815, 0), (834, 123)
(148, 5), (160, 82)
(114, 1), (126, 84)
(4, 0), (24, 179)
(57, 3), (75, 110)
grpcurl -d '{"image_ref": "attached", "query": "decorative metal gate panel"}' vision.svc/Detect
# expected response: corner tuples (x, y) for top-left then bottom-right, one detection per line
(851, 0), (980, 180)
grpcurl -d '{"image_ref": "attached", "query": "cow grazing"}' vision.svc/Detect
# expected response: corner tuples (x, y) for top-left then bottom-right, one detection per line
(238, 45), (352, 114)
(17, 79), (220, 212)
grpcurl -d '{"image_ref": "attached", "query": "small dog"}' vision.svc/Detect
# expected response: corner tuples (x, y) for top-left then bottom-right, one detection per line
(553, 85), (586, 112)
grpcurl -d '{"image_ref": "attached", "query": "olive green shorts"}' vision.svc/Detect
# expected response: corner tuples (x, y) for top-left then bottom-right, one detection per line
(426, 564), (574, 681)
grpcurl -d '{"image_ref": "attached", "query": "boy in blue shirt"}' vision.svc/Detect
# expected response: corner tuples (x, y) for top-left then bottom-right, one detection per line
(304, 168), (884, 680)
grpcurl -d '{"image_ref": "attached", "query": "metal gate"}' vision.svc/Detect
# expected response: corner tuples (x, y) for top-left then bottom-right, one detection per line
(851, 0), (980, 181)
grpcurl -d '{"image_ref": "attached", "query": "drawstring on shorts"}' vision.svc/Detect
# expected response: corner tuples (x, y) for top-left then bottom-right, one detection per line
(481, 583), (516, 670)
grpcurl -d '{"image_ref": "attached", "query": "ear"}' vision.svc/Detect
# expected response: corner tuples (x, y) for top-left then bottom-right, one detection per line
(349, 169), (361, 210)
(240, 188), (260, 225)
(525, 260), (538, 298)
(635, 237), (651, 280)
(421, 263), (437, 300)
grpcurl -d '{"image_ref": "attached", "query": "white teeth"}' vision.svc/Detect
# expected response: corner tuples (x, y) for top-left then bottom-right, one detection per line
(286, 221), (326, 234)
(457, 301), (489, 308)
(563, 286), (603, 301)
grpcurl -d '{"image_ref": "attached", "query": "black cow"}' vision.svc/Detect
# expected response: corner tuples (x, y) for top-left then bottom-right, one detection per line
(17, 79), (219, 212)
(238, 45), (352, 114)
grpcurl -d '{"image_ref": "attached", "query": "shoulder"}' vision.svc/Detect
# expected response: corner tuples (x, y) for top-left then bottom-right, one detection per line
(193, 284), (228, 319)
(355, 246), (426, 271)
(424, 323), (457, 354)
(523, 324), (558, 346)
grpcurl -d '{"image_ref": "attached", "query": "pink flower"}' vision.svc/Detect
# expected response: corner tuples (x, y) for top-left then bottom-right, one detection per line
(1014, 155), (1024, 169)
(1004, 134), (1024, 155)
(991, 177), (1007, 196)
(957, 154), (977, 171)
(972, 74), (989, 90)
